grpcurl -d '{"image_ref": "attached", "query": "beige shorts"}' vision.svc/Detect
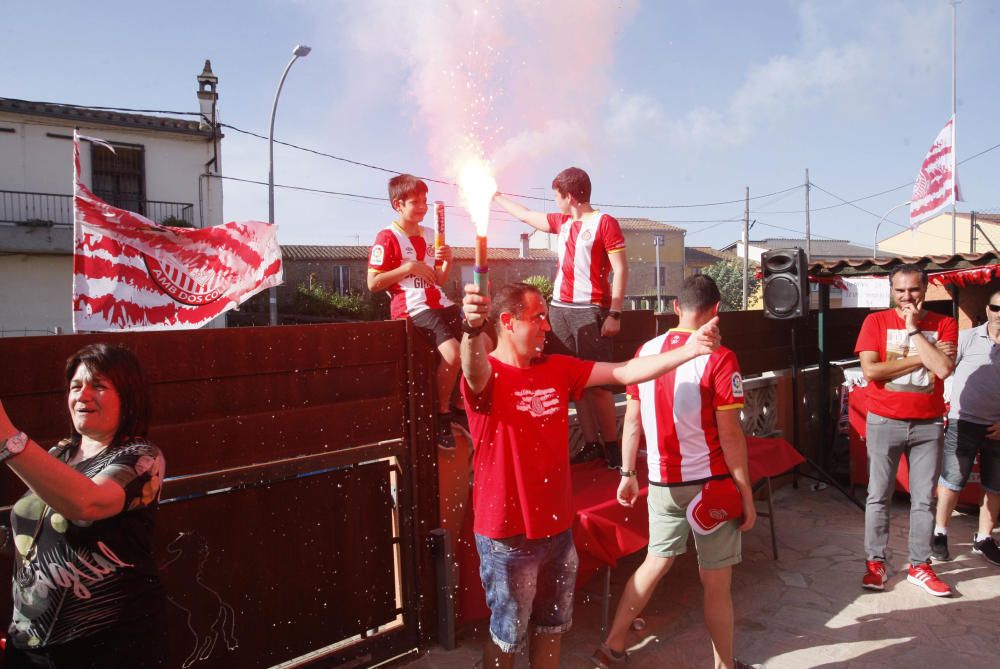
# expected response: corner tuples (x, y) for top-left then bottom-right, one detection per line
(647, 482), (742, 569)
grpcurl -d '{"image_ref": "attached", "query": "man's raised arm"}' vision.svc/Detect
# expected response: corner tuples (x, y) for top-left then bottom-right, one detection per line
(586, 317), (720, 388)
(460, 284), (492, 394)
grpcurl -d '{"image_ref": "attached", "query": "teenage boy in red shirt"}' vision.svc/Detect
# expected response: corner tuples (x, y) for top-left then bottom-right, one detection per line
(368, 174), (460, 448)
(460, 281), (718, 669)
(493, 167), (628, 468)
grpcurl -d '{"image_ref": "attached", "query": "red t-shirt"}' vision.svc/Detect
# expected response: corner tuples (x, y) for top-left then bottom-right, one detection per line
(367, 223), (452, 319)
(545, 211), (626, 308)
(461, 354), (594, 539)
(854, 309), (958, 419)
(626, 330), (745, 485)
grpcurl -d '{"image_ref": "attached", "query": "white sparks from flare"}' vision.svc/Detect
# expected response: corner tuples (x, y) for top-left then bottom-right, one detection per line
(457, 154), (497, 238)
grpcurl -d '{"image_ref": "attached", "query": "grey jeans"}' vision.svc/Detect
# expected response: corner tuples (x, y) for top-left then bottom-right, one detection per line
(864, 411), (944, 565)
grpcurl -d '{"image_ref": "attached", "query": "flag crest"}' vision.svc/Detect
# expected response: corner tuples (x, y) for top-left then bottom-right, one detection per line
(72, 130), (282, 331)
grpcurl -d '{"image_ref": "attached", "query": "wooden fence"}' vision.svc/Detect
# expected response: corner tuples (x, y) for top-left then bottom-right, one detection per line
(0, 323), (439, 668)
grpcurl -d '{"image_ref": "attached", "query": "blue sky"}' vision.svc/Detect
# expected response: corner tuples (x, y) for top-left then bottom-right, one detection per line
(4, 0), (998, 252)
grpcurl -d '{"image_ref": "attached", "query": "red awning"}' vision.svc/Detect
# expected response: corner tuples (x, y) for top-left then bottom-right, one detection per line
(928, 264), (999, 287)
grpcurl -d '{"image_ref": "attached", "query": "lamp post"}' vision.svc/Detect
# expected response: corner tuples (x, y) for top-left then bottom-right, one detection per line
(654, 235), (664, 312)
(872, 200), (910, 258)
(267, 44), (311, 326)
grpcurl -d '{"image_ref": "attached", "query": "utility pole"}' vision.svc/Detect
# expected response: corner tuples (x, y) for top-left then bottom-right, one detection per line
(950, 0), (958, 254)
(654, 235), (664, 313)
(742, 187), (749, 311)
(804, 168), (811, 263)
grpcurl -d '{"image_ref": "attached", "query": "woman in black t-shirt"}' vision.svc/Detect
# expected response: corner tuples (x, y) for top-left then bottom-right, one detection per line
(0, 344), (167, 669)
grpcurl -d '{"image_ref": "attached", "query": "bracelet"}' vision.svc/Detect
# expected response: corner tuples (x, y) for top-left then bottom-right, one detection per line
(608, 310), (622, 320)
(907, 329), (922, 338)
(461, 320), (485, 338)
(619, 468), (637, 478)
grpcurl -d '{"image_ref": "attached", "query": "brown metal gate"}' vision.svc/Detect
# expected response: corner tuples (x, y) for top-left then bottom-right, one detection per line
(0, 321), (440, 668)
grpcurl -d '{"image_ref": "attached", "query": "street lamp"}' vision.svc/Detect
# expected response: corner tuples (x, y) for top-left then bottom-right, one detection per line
(872, 200), (910, 258)
(267, 44), (312, 326)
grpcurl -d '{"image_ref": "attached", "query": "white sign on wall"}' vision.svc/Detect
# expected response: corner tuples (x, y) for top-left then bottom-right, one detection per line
(841, 277), (890, 308)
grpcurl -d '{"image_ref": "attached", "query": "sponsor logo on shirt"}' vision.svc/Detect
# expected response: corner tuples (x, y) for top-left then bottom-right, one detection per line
(371, 245), (385, 266)
(731, 373), (744, 398)
(670, 335), (683, 345)
(582, 230), (593, 241)
(514, 388), (560, 417)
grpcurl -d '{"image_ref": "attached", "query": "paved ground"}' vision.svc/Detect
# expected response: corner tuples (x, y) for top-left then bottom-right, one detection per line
(403, 482), (1000, 669)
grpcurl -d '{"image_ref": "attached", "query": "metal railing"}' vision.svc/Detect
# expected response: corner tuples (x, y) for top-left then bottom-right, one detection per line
(0, 190), (194, 226)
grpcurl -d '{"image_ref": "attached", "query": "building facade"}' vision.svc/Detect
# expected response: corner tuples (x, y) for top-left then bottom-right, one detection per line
(0, 62), (223, 335)
(877, 212), (1000, 257)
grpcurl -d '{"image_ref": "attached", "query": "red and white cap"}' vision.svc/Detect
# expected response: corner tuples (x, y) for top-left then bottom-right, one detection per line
(686, 477), (742, 535)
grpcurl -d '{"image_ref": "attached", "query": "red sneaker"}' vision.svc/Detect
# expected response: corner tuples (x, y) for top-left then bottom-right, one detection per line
(862, 560), (886, 590)
(907, 562), (951, 597)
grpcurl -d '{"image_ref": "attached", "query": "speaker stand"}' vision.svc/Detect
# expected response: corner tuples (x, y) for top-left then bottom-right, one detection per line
(789, 323), (864, 512)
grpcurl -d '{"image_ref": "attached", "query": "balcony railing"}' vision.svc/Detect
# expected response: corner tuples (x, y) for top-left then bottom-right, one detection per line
(0, 190), (194, 227)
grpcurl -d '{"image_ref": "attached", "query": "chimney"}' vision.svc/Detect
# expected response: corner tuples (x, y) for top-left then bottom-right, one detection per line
(519, 233), (529, 259)
(197, 60), (219, 131)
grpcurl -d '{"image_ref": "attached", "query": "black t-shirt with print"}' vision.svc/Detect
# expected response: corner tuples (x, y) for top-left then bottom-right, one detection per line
(8, 439), (167, 650)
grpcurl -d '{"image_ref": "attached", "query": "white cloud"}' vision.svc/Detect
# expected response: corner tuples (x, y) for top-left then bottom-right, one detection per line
(624, 1), (951, 151)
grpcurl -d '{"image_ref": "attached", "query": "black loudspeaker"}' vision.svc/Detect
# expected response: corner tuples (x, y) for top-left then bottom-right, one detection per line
(762, 248), (809, 320)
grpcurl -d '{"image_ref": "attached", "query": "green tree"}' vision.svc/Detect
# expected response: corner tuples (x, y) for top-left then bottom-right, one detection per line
(702, 258), (759, 312)
(521, 275), (554, 302)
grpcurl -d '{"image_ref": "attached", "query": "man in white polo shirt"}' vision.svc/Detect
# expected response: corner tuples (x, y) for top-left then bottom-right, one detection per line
(932, 288), (1000, 565)
(590, 275), (760, 669)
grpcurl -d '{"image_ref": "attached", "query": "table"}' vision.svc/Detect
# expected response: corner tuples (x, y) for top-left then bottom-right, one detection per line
(453, 436), (804, 624)
(846, 378), (984, 506)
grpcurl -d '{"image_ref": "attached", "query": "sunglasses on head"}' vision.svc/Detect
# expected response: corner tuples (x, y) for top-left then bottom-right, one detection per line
(989, 304), (1000, 313)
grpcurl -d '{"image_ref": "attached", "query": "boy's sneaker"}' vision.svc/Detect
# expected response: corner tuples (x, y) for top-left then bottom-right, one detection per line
(972, 535), (1000, 566)
(861, 560), (886, 590)
(734, 660), (765, 669)
(572, 441), (604, 464)
(931, 533), (950, 561)
(449, 406), (470, 435)
(436, 413), (456, 450)
(604, 443), (622, 470)
(591, 642), (628, 668)
(907, 562), (951, 597)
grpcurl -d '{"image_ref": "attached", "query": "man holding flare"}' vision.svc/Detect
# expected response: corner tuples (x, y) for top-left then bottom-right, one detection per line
(459, 280), (720, 668)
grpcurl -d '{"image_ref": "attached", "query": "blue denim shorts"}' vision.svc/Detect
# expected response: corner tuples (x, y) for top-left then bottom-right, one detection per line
(939, 419), (1000, 493)
(474, 529), (578, 653)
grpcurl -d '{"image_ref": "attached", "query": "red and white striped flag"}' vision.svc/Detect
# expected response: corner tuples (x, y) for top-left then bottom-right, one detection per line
(909, 116), (961, 229)
(72, 130), (282, 331)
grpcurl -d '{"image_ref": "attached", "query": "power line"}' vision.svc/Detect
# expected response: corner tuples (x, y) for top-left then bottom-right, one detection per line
(753, 139), (1000, 216)
(223, 122), (810, 210)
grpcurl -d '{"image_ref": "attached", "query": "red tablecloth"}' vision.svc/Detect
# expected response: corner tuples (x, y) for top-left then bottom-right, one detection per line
(847, 384), (984, 505)
(455, 436), (803, 623)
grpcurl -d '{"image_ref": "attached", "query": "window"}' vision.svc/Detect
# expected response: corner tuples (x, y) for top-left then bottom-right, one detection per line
(331, 265), (351, 295)
(91, 143), (146, 214)
(657, 266), (668, 285)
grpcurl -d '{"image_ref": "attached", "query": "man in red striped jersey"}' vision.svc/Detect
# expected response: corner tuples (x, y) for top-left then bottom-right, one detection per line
(493, 168), (628, 469)
(591, 275), (760, 669)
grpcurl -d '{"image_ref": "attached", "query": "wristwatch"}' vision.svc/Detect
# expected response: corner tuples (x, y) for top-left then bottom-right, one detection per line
(619, 468), (637, 478)
(0, 431), (28, 465)
(608, 310), (622, 320)
(461, 319), (485, 338)
(907, 329), (922, 338)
